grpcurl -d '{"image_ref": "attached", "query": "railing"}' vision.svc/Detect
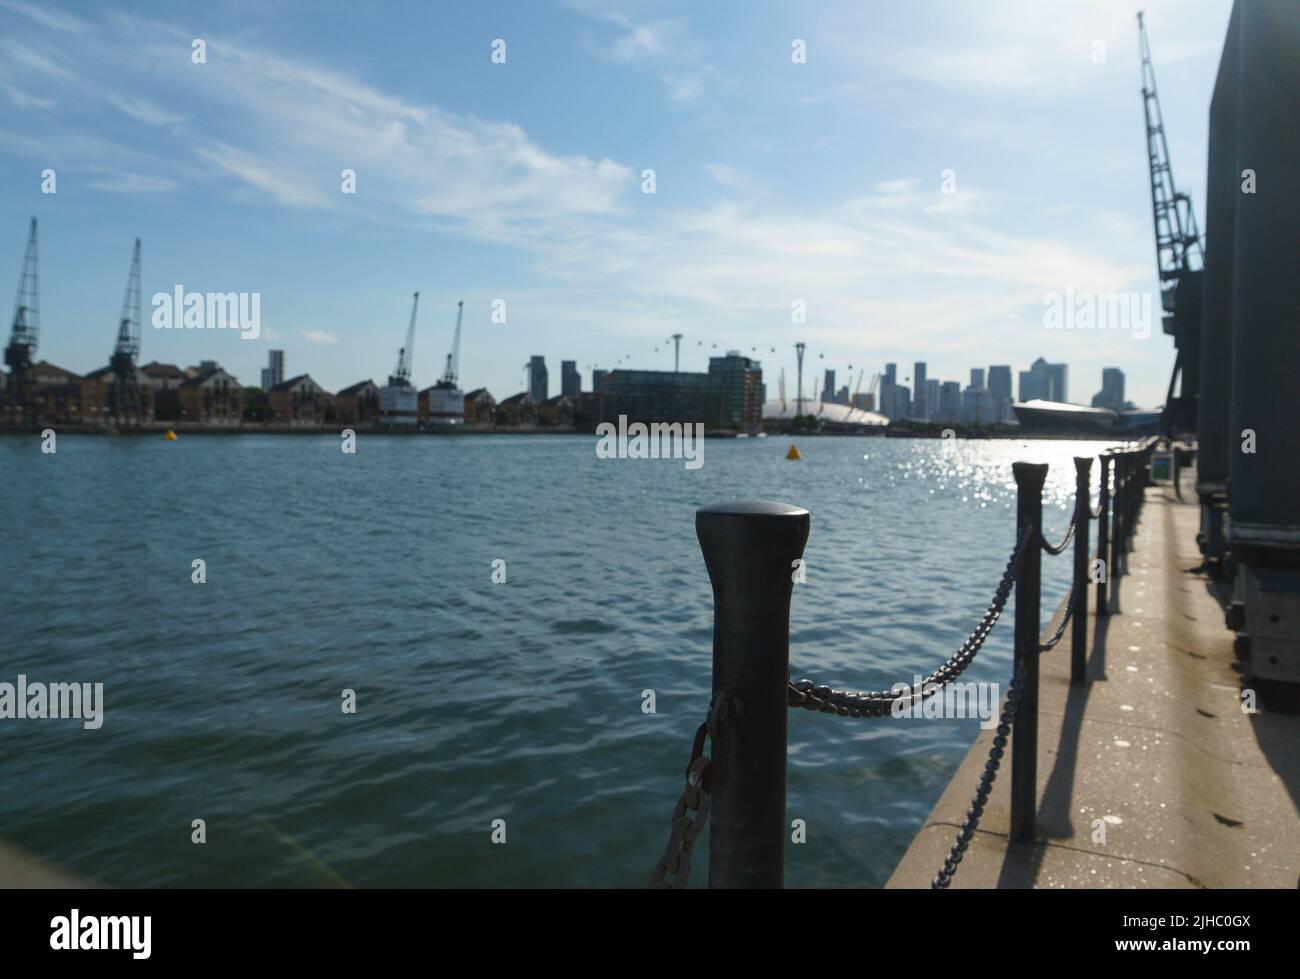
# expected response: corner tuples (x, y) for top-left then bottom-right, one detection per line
(650, 436), (1160, 889)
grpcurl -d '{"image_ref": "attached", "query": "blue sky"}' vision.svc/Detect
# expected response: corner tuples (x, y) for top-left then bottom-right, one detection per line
(0, 0), (1232, 407)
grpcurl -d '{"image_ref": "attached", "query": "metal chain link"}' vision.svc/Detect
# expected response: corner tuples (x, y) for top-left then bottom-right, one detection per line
(648, 692), (734, 888)
(788, 524), (1033, 719)
(1040, 512), (1077, 555)
(1038, 585), (1075, 651)
(932, 666), (1024, 888)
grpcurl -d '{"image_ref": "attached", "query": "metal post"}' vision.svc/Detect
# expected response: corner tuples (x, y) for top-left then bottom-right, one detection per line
(1111, 453), (1124, 580)
(1097, 454), (1111, 616)
(1071, 457), (1092, 685)
(696, 499), (810, 889)
(1010, 462), (1046, 843)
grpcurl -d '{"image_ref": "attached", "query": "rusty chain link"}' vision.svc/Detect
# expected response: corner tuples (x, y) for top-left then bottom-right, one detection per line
(648, 691), (735, 888)
(787, 524), (1032, 719)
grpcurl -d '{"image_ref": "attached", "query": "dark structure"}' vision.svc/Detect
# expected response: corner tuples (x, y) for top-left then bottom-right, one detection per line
(107, 238), (146, 426)
(1204, 1), (1300, 684)
(4, 218), (39, 422)
(601, 352), (763, 433)
(1138, 12), (1204, 437)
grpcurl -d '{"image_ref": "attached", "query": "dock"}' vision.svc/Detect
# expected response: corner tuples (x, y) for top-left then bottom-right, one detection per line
(887, 472), (1300, 888)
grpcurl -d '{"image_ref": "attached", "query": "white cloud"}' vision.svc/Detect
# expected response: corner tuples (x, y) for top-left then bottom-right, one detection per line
(299, 329), (338, 345)
(87, 173), (177, 193)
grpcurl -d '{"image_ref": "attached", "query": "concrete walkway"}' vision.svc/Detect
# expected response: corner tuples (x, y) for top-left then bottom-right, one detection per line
(887, 476), (1300, 888)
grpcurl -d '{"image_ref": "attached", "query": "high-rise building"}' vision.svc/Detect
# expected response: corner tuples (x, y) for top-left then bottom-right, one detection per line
(528, 355), (548, 403)
(970, 367), (985, 390)
(561, 360), (580, 398)
(592, 369), (609, 392)
(1019, 356), (1068, 403)
(880, 363), (897, 419)
(926, 379), (940, 421)
(939, 381), (962, 422)
(913, 362), (928, 419)
(988, 365), (1012, 423)
(824, 369), (836, 404)
(1091, 367), (1126, 410)
(260, 349), (284, 391)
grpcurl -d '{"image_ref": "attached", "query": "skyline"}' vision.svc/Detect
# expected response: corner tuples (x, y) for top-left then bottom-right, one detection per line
(0, 0), (1234, 407)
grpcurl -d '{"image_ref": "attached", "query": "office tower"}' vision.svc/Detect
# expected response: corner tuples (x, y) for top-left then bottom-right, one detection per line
(592, 369), (609, 392)
(561, 360), (580, 398)
(824, 369), (836, 404)
(988, 365), (1012, 423)
(1019, 356), (1068, 403)
(260, 349), (284, 391)
(913, 362), (928, 419)
(939, 381), (961, 422)
(926, 379), (940, 421)
(1091, 367), (1125, 410)
(881, 363), (897, 418)
(529, 355), (548, 402)
(970, 367), (985, 390)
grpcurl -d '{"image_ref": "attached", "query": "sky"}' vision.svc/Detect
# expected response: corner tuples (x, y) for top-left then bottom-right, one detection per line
(0, 0), (1233, 407)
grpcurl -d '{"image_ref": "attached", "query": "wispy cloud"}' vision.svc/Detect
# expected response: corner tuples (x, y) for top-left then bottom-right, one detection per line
(298, 329), (338, 345)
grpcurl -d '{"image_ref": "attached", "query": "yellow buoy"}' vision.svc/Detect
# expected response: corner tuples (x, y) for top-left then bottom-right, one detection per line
(165, 429), (178, 441)
(786, 444), (801, 460)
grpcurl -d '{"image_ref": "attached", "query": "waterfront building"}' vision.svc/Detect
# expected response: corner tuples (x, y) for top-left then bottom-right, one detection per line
(601, 352), (763, 433)
(179, 366), (243, 426)
(592, 369), (609, 392)
(539, 394), (575, 427)
(80, 363), (154, 425)
(1091, 367), (1126, 410)
(336, 380), (380, 424)
(824, 369), (836, 405)
(528, 356), (548, 403)
(463, 388), (496, 426)
(939, 380), (961, 422)
(988, 365), (1013, 423)
(1019, 356), (1069, 403)
(913, 362), (928, 419)
(269, 374), (332, 427)
(561, 360), (581, 398)
(497, 391), (538, 428)
(880, 363), (897, 419)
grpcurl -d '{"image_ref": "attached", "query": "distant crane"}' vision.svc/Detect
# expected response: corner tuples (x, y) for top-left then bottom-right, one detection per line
(1138, 10), (1204, 435)
(440, 300), (463, 387)
(108, 239), (145, 425)
(4, 217), (39, 417)
(389, 292), (419, 388)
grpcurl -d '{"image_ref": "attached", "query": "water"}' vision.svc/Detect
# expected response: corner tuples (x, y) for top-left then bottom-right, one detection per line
(0, 433), (1109, 887)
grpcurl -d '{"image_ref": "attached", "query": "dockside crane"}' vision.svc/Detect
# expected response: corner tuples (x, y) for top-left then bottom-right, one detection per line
(388, 292), (419, 388)
(108, 238), (145, 426)
(1138, 11), (1204, 435)
(440, 300), (463, 387)
(5, 218), (39, 418)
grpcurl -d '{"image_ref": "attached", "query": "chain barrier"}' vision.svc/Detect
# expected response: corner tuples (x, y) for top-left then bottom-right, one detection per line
(1040, 512), (1077, 555)
(788, 524), (1032, 719)
(1090, 502), (1105, 520)
(648, 691), (734, 888)
(932, 666), (1024, 889)
(1038, 586), (1075, 651)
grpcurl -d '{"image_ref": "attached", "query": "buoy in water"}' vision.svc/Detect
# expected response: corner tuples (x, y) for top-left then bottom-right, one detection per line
(786, 444), (801, 460)
(165, 430), (178, 441)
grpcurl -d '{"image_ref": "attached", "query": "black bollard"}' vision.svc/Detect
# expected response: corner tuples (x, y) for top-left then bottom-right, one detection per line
(1071, 457), (1092, 685)
(1097, 454), (1111, 616)
(696, 500), (810, 889)
(1010, 462), (1046, 844)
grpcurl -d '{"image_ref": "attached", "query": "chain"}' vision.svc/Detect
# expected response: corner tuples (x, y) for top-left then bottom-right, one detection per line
(788, 524), (1033, 719)
(648, 692), (735, 888)
(1038, 585), (1075, 651)
(932, 665), (1024, 889)
(1040, 512), (1077, 555)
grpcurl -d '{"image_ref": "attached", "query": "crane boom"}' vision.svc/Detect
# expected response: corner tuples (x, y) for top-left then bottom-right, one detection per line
(8, 217), (38, 354)
(114, 238), (141, 358)
(441, 300), (464, 386)
(390, 291), (419, 387)
(1137, 10), (1204, 435)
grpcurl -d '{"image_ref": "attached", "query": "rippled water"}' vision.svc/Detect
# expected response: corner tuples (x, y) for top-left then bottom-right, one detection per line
(0, 433), (1114, 887)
